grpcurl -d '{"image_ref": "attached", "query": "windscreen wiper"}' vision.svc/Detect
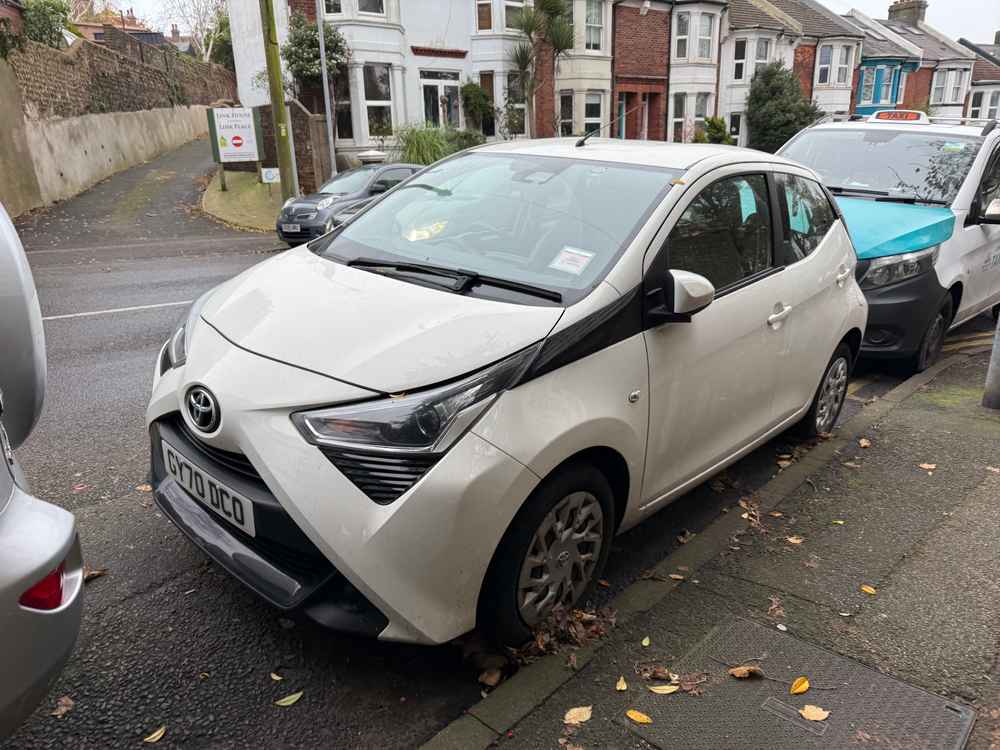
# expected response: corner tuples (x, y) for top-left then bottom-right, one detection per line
(874, 195), (948, 205)
(455, 272), (563, 303)
(395, 184), (453, 197)
(827, 186), (889, 197)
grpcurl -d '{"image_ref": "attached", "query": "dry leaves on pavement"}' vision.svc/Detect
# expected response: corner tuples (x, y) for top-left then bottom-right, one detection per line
(785, 536), (804, 545)
(858, 438), (871, 449)
(799, 705), (830, 721)
(648, 684), (680, 695)
(676, 530), (695, 545)
(479, 669), (502, 688)
(790, 676), (810, 695)
(641, 636), (651, 647)
(143, 726), (167, 744)
(563, 705), (592, 725)
(728, 665), (764, 679)
(918, 463), (937, 470)
(668, 573), (685, 581)
(270, 672), (283, 681)
(861, 584), (877, 595)
(274, 691), (303, 707)
(518, 607), (617, 662)
(615, 676), (628, 691)
(83, 565), (108, 584)
(135, 483), (153, 492)
(50, 696), (74, 718)
(626, 709), (653, 724)
(767, 594), (785, 619)
(768, 511), (783, 518)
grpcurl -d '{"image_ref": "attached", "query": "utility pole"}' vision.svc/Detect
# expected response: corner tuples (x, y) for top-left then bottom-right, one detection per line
(259, 0), (296, 202)
(983, 311), (1000, 409)
(315, 0), (337, 180)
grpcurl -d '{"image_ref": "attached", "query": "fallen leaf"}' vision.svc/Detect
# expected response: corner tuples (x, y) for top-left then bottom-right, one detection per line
(143, 726), (167, 743)
(136, 483), (152, 492)
(799, 705), (830, 721)
(274, 691), (303, 707)
(648, 684), (680, 695)
(786, 536), (804, 545)
(790, 676), (810, 695)
(768, 511), (784, 518)
(50, 696), (74, 718)
(918, 463), (937, 471)
(616, 675), (628, 691)
(641, 636), (651, 647)
(566, 653), (578, 670)
(479, 668), (502, 688)
(198, 672), (210, 679)
(563, 705), (592, 725)
(842, 461), (861, 469)
(861, 584), (877, 595)
(598, 579), (610, 588)
(776, 623), (788, 632)
(767, 594), (785, 619)
(668, 573), (685, 581)
(832, 520), (845, 525)
(728, 664), (764, 679)
(677, 565), (690, 572)
(676, 530), (694, 545)
(626, 709), (653, 724)
(777, 459), (793, 469)
(858, 438), (871, 449)
(83, 565), (108, 583)
(270, 672), (284, 682)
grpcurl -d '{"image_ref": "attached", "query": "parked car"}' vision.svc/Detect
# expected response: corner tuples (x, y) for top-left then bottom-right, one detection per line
(147, 139), (867, 647)
(779, 110), (1000, 371)
(0, 203), (83, 739)
(275, 163), (423, 245)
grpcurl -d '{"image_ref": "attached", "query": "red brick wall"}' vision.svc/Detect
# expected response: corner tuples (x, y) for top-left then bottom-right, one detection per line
(0, 4), (23, 33)
(612, 4), (670, 140)
(288, 0), (317, 21)
(849, 66), (860, 113)
(793, 44), (815, 101)
(901, 66), (932, 109)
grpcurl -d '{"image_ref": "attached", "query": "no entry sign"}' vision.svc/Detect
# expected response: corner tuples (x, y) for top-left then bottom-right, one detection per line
(208, 108), (260, 163)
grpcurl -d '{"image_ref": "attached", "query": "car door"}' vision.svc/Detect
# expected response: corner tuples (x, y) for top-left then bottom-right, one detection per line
(640, 167), (790, 508)
(966, 141), (1000, 312)
(770, 171), (856, 422)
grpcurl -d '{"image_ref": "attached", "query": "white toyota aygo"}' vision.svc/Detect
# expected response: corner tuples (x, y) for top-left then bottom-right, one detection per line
(147, 138), (867, 646)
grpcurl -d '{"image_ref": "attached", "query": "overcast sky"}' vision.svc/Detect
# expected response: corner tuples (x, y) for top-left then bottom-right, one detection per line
(128, 0), (999, 44)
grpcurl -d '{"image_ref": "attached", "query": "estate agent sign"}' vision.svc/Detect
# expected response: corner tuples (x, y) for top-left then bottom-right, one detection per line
(207, 108), (262, 163)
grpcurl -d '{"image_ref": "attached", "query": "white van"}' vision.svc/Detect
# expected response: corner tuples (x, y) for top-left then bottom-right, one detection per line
(780, 111), (1000, 371)
(146, 139), (867, 646)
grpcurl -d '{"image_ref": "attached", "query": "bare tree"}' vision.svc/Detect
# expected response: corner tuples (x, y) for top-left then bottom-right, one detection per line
(159, 0), (226, 62)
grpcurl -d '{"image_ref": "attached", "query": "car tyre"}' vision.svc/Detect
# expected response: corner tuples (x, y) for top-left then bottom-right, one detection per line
(797, 343), (853, 438)
(911, 296), (953, 374)
(478, 462), (615, 648)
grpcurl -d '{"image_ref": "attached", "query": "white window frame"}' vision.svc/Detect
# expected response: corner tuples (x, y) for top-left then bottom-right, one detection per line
(932, 69), (947, 104)
(989, 90), (1000, 120)
(674, 13), (689, 59)
(969, 91), (983, 118)
(325, 0), (343, 13)
(357, 0), (385, 15)
(754, 38), (770, 76)
(951, 69), (966, 104)
(560, 90), (574, 136)
(897, 70), (907, 104)
(672, 92), (685, 142)
(584, 92), (602, 133)
(696, 13), (714, 60)
(504, 0), (524, 31)
(817, 44), (832, 85)
(586, 0), (603, 51)
(363, 63), (393, 136)
(860, 67), (875, 104)
(694, 92), (709, 134)
(476, 0), (492, 32)
(733, 38), (746, 81)
(837, 44), (852, 84)
(729, 112), (742, 141)
(878, 67), (892, 104)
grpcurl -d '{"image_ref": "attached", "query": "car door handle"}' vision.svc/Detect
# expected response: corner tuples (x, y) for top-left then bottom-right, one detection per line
(836, 266), (852, 287)
(767, 304), (793, 328)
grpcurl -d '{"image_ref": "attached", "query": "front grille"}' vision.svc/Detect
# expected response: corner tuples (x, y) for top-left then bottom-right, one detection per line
(172, 416), (261, 481)
(280, 228), (323, 244)
(319, 447), (440, 504)
(292, 210), (317, 220)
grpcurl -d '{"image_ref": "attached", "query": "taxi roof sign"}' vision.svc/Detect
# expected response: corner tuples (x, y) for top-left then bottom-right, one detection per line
(869, 110), (928, 123)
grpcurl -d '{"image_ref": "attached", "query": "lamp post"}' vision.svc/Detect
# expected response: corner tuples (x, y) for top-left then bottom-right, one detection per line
(315, 0), (337, 180)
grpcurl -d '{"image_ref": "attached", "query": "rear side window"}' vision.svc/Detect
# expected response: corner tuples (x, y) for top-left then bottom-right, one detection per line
(376, 168), (414, 190)
(667, 174), (773, 291)
(775, 173), (837, 261)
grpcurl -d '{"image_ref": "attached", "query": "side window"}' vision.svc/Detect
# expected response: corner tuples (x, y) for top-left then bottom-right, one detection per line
(667, 174), (773, 291)
(980, 146), (1000, 214)
(775, 173), (837, 261)
(375, 168), (412, 190)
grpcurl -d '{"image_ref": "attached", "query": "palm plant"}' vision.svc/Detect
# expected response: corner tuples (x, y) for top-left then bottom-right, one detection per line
(507, 0), (574, 138)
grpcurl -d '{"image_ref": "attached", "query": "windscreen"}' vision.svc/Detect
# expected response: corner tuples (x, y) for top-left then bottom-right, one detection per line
(319, 165), (379, 195)
(312, 152), (680, 303)
(781, 128), (984, 205)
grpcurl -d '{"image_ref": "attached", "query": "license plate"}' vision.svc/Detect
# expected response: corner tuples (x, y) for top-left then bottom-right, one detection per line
(162, 439), (256, 537)
(282, 223), (301, 233)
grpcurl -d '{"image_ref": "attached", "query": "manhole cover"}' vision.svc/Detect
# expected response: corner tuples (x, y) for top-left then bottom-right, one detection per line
(625, 618), (974, 749)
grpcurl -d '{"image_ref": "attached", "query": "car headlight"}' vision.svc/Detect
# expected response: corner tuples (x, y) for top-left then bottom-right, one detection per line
(165, 291), (214, 369)
(859, 245), (938, 290)
(291, 344), (540, 455)
(316, 196), (335, 211)
(282, 197), (296, 210)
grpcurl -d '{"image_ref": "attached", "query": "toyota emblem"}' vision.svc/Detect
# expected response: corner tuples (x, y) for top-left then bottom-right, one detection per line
(186, 386), (220, 433)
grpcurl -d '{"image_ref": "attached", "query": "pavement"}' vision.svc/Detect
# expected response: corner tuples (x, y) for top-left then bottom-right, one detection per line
(423, 351), (1000, 750)
(5, 135), (999, 749)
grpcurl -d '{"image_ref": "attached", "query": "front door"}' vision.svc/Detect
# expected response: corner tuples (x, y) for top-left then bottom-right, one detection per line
(421, 71), (462, 128)
(641, 169), (789, 508)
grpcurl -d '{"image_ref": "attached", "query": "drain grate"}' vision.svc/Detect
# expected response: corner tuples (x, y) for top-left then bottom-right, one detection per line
(624, 618), (974, 749)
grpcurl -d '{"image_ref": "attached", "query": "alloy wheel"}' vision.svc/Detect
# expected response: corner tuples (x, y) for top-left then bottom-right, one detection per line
(516, 491), (604, 626)
(815, 356), (849, 434)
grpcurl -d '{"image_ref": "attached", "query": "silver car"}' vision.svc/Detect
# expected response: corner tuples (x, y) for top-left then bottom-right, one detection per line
(0, 202), (83, 739)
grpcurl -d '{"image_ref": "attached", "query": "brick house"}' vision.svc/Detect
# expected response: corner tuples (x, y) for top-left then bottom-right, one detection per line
(840, 9), (921, 116)
(959, 32), (1000, 121)
(0, 0), (24, 34)
(612, 1), (670, 140)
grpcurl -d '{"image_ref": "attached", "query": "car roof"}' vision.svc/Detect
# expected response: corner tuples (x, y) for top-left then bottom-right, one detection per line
(473, 137), (802, 171)
(806, 121), (987, 139)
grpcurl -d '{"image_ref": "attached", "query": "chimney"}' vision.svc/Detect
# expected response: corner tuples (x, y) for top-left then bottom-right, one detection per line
(887, 0), (928, 26)
(171, 23), (179, 41)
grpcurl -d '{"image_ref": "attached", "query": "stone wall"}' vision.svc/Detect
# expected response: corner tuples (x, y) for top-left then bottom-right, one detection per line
(253, 100), (332, 194)
(613, 4), (670, 141)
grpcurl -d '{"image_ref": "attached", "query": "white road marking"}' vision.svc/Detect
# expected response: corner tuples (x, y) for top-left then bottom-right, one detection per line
(42, 300), (193, 321)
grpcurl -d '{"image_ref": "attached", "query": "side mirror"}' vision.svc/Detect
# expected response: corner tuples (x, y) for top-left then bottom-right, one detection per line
(667, 270), (715, 316)
(369, 181), (389, 194)
(983, 197), (1000, 224)
(0, 204), (46, 448)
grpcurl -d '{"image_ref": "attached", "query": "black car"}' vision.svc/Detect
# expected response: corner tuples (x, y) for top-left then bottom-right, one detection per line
(276, 163), (423, 245)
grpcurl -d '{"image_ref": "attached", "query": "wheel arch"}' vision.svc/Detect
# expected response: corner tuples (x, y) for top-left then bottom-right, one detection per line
(841, 327), (863, 365)
(948, 282), (963, 316)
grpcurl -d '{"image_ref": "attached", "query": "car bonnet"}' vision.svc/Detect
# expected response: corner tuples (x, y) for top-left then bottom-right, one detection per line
(834, 197), (955, 261)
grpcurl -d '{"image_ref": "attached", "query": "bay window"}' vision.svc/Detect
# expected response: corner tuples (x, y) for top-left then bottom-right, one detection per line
(672, 93), (685, 142)
(932, 70), (946, 104)
(675, 13), (688, 59)
(837, 45), (852, 84)
(325, 0), (342, 12)
(754, 39), (770, 76)
(505, 0), (524, 30)
(860, 68), (874, 104)
(817, 45), (832, 85)
(584, 93), (602, 133)
(358, 0), (384, 13)
(697, 14), (714, 59)
(363, 63), (393, 136)
(477, 0), (492, 31)
(733, 39), (746, 81)
(586, 0), (603, 50)
(951, 70), (966, 103)
(694, 92), (709, 134)
(879, 68), (892, 104)
(560, 92), (574, 136)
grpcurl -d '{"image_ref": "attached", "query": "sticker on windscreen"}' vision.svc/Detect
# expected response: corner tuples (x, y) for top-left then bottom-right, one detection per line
(548, 246), (595, 275)
(941, 142), (966, 153)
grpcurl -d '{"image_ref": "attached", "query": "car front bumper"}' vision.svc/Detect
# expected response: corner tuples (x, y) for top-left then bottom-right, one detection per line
(146, 322), (540, 644)
(0, 487), (83, 739)
(858, 268), (949, 359)
(275, 217), (330, 245)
